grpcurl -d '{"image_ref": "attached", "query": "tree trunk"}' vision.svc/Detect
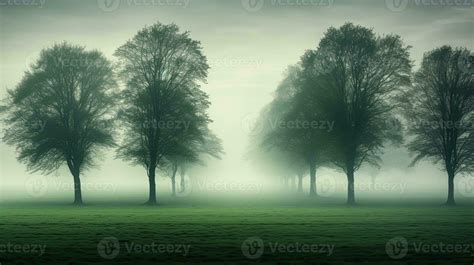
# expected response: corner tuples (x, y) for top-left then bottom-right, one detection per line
(180, 171), (186, 193)
(171, 164), (178, 197)
(297, 174), (303, 193)
(309, 155), (317, 197)
(147, 165), (157, 205)
(446, 171), (456, 206)
(291, 176), (296, 191)
(67, 160), (83, 205)
(347, 169), (355, 205)
(171, 176), (176, 197)
(73, 171), (83, 205)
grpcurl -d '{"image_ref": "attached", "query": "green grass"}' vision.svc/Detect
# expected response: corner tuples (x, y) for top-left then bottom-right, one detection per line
(0, 203), (473, 264)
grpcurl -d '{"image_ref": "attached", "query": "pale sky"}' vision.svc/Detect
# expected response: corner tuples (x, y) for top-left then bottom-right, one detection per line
(0, 0), (473, 202)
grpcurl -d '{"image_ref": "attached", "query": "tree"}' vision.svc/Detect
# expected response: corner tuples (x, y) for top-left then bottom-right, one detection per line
(114, 22), (210, 205)
(307, 23), (412, 204)
(246, 104), (304, 193)
(163, 128), (223, 197)
(2, 43), (116, 205)
(400, 46), (473, 206)
(180, 131), (223, 196)
(161, 157), (181, 196)
(276, 61), (333, 197)
(250, 65), (316, 196)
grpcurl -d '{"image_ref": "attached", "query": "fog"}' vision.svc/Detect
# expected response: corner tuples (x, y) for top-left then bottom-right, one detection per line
(0, 0), (473, 204)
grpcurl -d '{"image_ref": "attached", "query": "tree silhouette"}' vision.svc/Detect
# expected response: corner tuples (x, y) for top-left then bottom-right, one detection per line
(400, 46), (473, 206)
(163, 128), (223, 197)
(246, 103), (305, 193)
(308, 23), (411, 204)
(262, 64), (331, 196)
(114, 22), (210, 204)
(2, 43), (116, 205)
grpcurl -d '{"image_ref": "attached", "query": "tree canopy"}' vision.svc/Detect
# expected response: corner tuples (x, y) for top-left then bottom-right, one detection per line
(2, 42), (116, 204)
(114, 22), (219, 204)
(400, 46), (473, 205)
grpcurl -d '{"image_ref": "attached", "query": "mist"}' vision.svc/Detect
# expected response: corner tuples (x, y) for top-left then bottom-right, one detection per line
(1, 0), (473, 205)
(1, 1), (473, 265)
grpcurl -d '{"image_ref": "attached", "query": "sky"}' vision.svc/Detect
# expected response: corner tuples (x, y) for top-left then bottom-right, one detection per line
(0, 0), (473, 203)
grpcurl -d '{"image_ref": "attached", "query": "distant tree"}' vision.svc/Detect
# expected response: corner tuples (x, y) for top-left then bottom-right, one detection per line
(308, 23), (412, 204)
(275, 62), (333, 197)
(163, 127), (223, 197)
(295, 164), (307, 193)
(179, 132), (223, 195)
(161, 157), (181, 196)
(246, 104), (303, 193)
(250, 65), (316, 195)
(400, 46), (473, 206)
(2, 43), (116, 205)
(114, 22), (210, 204)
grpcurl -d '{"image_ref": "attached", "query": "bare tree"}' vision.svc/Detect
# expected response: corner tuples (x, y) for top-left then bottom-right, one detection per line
(114, 22), (210, 204)
(400, 46), (473, 206)
(2, 43), (116, 205)
(309, 23), (412, 204)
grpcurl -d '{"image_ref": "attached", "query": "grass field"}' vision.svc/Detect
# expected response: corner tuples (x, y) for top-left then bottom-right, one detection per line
(0, 199), (473, 264)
